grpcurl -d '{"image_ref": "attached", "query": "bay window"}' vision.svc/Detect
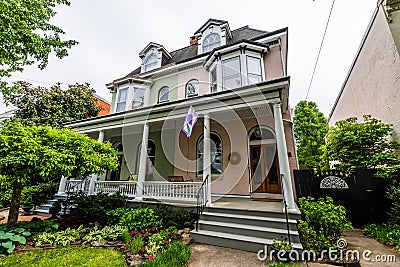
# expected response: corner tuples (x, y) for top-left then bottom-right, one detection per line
(222, 56), (241, 90)
(247, 56), (262, 84)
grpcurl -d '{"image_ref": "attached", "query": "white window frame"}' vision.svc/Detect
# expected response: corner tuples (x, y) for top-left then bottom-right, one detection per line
(202, 33), (221, 53)
(222, 56), (242, 90)
(144, 52), (158, 72)
(186, 79), (199, 98)
(197, 132), (223, 177)
(158, 86), (170, 103)
(246, 55), (263, 84)
(116, 87), (128, 113)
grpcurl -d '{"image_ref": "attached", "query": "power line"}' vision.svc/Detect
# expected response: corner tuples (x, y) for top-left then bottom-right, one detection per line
(305, 0), (336, 100)
(10, 75), (54, 86)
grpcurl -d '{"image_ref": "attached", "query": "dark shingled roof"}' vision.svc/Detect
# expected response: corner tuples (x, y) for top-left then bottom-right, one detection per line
(125, 26), (269, 78)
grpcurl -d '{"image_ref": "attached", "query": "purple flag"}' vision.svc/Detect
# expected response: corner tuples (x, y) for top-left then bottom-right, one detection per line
(182, 105), (199, 138)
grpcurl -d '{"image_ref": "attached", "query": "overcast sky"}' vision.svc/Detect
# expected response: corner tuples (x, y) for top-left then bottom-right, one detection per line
(0, 0), (377, 116)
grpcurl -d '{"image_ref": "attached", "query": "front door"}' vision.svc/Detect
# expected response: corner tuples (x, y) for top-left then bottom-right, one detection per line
(250, 144), (281, 194)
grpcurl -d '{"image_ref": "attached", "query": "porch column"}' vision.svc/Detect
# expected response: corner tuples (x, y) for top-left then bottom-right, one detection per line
(58, 175), (67, 195)
(273, 102), (296, 210)
(137, 123), (149, 200)
(89, 130), (105, 195)
(203, 113), (212, 205)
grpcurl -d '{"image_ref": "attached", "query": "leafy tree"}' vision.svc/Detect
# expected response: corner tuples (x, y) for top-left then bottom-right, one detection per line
(3, 81), (101, 126)
(0, 0), (77, 87)
(0, 121), (118, 227)
(326, 115), (400, 174)
(293, 100), (329, 169)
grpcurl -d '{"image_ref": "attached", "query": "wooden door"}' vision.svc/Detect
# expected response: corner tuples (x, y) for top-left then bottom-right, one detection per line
(250, 144), (281, 194)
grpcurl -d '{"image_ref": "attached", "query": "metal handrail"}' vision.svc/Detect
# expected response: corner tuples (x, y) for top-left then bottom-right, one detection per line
(195, 174), (209, 231)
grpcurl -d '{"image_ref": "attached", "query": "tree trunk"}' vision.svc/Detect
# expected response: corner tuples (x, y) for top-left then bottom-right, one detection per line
(7, 182), (22, 228)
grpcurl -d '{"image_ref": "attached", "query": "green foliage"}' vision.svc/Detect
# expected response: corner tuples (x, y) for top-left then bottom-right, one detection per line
(123, 232), (145, 254)
(0, 246), (127, 267)
(364, 224), (400, 250)
(82, 225), (127, 244)
(272, 237), (292, 251)
(326, 115), (400, 176)
(0, 175), (12, 207)
(17, 218), (59, 234)
(51, 192), (127, 225)
(139, 242), (191, 267)
(107, 207), (161, 231)
(0, 120), (118, 227)
(33, 225), (85, 247)
(387, 185), (400, 225)
(154, 205), (196, 229)
(297, 196), (352, 252)
(5, 81), (101, 126)
(0, 0), (77, 82)
(293, 100), (329, 170)
(0, 225), (31, 254)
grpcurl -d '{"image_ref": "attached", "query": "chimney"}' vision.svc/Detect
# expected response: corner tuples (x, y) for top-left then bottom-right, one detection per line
(190, 36), (198, 45)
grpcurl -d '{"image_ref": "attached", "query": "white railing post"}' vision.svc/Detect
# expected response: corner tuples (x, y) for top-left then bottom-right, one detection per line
(58, 175), (67, 194)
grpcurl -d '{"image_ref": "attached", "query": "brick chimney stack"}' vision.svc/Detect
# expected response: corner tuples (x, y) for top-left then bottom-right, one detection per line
(190, 36), (198, 45)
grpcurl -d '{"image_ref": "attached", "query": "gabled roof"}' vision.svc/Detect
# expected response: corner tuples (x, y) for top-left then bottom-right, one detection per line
(194, 18), (228, 35)
(139, 42), (171, 59)
(115, 25), (287, 83)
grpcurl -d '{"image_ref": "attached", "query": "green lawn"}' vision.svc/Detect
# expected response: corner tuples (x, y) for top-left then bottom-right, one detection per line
(0, 246), (126, 267)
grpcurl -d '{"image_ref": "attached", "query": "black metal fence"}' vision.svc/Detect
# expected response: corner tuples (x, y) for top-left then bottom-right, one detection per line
(294, 169), (391, 228)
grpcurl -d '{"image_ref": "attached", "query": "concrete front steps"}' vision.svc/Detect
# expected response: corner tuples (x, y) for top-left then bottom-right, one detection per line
(32, 195), (66, 217)
(191, 206), (303, 253)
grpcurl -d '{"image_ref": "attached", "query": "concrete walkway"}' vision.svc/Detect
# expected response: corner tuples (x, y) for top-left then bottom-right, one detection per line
(189, 229), (400, 266)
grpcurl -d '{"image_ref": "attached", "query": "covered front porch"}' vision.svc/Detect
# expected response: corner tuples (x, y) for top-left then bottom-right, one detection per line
(59, 79), (297, 211)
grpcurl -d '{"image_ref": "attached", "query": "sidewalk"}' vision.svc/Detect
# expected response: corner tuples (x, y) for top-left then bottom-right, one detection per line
(189, 229), (400, 266)
(0, 208), (48, 224)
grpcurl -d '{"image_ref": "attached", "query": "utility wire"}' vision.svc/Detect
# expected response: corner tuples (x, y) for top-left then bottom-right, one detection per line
(305, 0), (336, 100)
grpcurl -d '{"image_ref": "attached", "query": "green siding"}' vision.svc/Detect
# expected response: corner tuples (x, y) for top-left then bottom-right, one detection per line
(149, 75), (179, 105)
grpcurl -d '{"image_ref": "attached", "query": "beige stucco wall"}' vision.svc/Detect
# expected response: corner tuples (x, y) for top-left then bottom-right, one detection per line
(264, 35), (287, 81)
(329, 7), (400, 140)
(177, 67), (210, 99)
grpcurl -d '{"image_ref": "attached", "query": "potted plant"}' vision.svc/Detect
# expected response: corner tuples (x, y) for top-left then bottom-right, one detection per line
(20, 186), (36, 214)
(271, 237), (293, 262)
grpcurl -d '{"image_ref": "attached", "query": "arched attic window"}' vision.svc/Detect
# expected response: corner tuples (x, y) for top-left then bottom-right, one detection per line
(202, 33), (221, 53)
(144, 52), (158, 72)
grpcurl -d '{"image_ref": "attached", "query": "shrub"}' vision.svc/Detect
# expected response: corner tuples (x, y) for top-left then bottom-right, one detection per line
(20, 183), (58, 206)
(33, 225), (86, 246)
(0, 175), (12, 207)
(154, 205), (196, 229)
(297, 196), (352, 252)
(139, 242), (191, 267)
(387, 185), (400, 225)
(107, 207), (161, 231)
(82, 225), (127, 244)
(17, 218), (59, 233)
(364, 224), (400, 250)
(0, 225), (31, 254)
(51, 191), (127, 226)
(123, 232), (145, 254)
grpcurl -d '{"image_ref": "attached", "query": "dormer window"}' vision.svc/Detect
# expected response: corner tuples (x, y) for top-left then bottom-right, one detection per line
(186, 79), (199, 98)
(203, 33), (221, 53)
(144, 52), (158, 72)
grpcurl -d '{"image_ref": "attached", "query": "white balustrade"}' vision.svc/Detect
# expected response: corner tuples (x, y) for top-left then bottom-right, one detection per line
(65, 180), (84, 193)
(142, 182), (202, 201)
(94, 181), (137, 197)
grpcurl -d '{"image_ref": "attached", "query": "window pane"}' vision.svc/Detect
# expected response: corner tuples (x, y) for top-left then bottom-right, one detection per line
(247, 56), (261, 75)
(203, 33), (221, 53)
(197, 133), (222, 176)
(159, 87), (169, 102)
(118, 88), (128, 102)
(222, 57), (240, 77)
(223, 75), (241, 90)
(248, 74), (262, 84)
(116, 102), (126, 112)
(186, 80), (199, 97)
(211, 68), (217, 92)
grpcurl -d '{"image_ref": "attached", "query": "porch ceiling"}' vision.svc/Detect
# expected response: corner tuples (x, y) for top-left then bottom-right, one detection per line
(65, 77), (289, 134)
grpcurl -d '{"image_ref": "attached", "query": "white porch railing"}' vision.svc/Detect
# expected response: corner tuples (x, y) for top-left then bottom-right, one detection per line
(65, 179), (88, 193)
(142, 181), (202, 201)
(94, 181), (137, 197)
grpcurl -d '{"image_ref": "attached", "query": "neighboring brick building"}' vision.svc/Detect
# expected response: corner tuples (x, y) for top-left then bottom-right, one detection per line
(329, 0), (400, 140)
(93, 94), (111, 116)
